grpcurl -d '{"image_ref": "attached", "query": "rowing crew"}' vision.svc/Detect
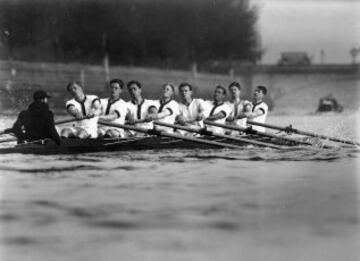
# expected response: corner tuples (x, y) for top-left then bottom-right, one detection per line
(12, 80), (268, 144)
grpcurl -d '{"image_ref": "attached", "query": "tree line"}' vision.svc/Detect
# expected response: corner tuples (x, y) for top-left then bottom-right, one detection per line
(0, 0), (261, 70)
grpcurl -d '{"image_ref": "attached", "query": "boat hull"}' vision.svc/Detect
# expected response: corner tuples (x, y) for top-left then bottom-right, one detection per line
(0, 135), (294, 155)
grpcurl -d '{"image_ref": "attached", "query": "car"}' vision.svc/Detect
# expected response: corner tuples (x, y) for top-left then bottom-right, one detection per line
(278, 52), (311, 66)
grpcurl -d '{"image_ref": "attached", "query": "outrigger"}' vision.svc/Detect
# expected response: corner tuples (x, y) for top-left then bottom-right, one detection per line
(0, 118), (358, 155)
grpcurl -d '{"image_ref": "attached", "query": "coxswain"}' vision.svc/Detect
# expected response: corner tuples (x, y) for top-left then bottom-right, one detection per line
(238, 85), (268, 132)
(12, 90), (61, 145)
(203, 85), (232, 135)
(126, 80), (158, 134)
(61, 81), (102, 139)
(226, 81), (252, 134)
(98, 78), (129, 138)
(149, 83), (179, 133)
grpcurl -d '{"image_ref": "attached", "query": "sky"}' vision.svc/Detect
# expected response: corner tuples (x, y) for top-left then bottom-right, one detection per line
(250, 0), (360, 64)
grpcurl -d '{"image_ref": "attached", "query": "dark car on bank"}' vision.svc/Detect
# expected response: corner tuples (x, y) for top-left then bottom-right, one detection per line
(278, 52), (311, 66)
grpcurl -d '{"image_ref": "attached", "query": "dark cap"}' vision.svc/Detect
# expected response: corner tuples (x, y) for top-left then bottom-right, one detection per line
(33, 90), (51, 100)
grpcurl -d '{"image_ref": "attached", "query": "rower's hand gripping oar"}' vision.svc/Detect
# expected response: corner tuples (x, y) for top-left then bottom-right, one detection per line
(153, 121), (287, 150)
(247, 120), (360, 146)
(98, 120), (243, 149)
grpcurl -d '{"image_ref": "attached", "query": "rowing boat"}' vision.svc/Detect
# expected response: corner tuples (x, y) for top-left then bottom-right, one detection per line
(0, 135), (297, 155)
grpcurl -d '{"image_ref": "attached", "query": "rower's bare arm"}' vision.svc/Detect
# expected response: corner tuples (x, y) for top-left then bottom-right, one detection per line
(67, 105), (83, 120)
(195, 105), (206, 122)
(206, 111), (226, 121)
(235, 104), (252, 119)
(152, 109), (171, 120)
(92, 100), (102, 117)
(243, 110), (264, 119)
(99, 112), (118, 122)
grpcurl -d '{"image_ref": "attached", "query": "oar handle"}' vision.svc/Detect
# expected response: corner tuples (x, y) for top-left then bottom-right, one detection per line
(247, 120), (360, 146)
(247, 120), (285, 132)
(154, 121), (200, 132)
(55, 118), (80, 125)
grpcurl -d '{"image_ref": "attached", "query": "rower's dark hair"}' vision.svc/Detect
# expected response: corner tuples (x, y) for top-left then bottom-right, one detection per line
(216, 85), (226, 95)
(178, 82), (193, 91)
(228, 81), (241, 90)
(66, 81), (83, 92)
(110, 78), (124, 89)
(127, 80), (142, 89)
(162, 83), (175, 92)
(256, 85), (267, 95)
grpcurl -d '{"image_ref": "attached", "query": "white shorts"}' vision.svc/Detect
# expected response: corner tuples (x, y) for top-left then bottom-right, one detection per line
(65, 126), (98, 138)
(98, 126), (125, 137)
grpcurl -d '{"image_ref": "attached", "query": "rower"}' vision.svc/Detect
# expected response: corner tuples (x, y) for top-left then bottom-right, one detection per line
(203, 85), (232, 135)
(12, 90), (61, 145)
(126, 80), (158, 135)
(149, 83), (179, 133)
(238, 85), (268, 132)
(99, 78), (129, 138)
(176, 82), (206, 135)
(61, 81), (102, 139)
(226, 81), (252, 134)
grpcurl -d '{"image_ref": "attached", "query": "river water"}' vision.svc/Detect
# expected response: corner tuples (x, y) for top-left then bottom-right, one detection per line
(0, 113), (359, 261)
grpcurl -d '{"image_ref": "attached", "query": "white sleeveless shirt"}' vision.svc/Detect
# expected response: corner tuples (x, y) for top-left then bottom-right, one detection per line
(127, 99), (158, 130)
(100, 98), (128, 125)
(178, 98), (205, 128)
(227, 99), (252, 128)
(154, 99), (179, 133)
(100, 98), (129, 136)
(203, 101), (231, 135)
(251, 101), (268, 132)
(65, 95), (100, 138)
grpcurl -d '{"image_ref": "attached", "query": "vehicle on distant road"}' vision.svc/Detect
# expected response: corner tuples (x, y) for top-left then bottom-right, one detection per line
(317, 94), (343, 113)
(278, 52), (311, 66)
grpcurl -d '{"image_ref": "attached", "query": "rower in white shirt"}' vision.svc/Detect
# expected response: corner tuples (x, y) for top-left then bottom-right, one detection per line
(203, 85), (232, 135)
(149, 83), (179, 133)
(99, 78), (129, 138)
(238, 85), (269, 133)
(126, 80), (158, 135)
(176, 82), (206, 135)
(226, 81), (252, 134)
(61, 81), (102, 139)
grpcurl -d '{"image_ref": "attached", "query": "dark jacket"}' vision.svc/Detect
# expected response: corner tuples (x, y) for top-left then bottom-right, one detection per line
(12, 101), (61, 145)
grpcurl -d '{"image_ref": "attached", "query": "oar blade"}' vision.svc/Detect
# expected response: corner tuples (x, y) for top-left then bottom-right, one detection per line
(247, 120), (360, 146)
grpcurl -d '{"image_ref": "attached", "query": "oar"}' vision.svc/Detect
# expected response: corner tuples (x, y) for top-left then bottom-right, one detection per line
(0, 137), (17, 144)
(55, 118), (85, 125)
(247, 120), (360, 146)
(203, 120), (334, 148)
(154, 121), (286, 150)
(98, 120), (243, 149)
(0, 128), (13, 135)
(0, 117), (84, 136)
